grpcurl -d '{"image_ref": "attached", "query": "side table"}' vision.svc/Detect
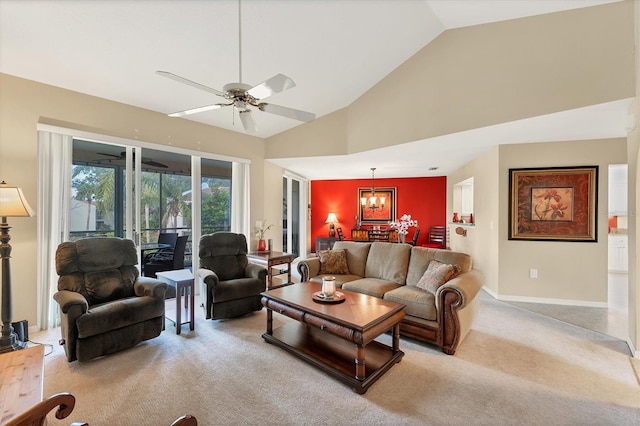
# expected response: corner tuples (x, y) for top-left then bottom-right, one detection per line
(247, 251), (295, 289)
(156, 269), (195, 335)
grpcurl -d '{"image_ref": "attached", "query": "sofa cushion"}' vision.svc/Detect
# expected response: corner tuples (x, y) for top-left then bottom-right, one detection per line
(309, 274), (361, 288)
(318, 249), (350, 275)
(416, 260), (459, 294)
(383, 286), (437, 321)
(407, 246), (472, 286)
(332, 241), (371, 277)
(364, 242), (411, 285)
(342, 278), (402, 298)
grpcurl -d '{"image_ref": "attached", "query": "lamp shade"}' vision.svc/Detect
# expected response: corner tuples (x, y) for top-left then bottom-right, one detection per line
(0, 181), (35, 217)
(325, 213), (338, 224)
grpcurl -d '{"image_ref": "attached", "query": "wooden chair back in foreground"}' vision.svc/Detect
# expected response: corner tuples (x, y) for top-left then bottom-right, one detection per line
(5, 392), (88, 426)
(170, 415), (198, 426)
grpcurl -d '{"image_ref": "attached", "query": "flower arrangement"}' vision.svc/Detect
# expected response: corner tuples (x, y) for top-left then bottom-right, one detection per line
(255, 220), (274, 240)
(389, 214), (418, 235)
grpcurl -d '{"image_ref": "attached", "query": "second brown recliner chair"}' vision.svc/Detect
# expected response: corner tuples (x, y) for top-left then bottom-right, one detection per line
(197, 232), (267, 320)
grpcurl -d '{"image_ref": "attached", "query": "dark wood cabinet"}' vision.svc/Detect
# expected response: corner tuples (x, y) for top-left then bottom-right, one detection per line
(350, 228), (398, 242)
(315, 237), (338, 253)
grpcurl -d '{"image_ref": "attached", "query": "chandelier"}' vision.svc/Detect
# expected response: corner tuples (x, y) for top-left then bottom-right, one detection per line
(361, 167), (385, 212)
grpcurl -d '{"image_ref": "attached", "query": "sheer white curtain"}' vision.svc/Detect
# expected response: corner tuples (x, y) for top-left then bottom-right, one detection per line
(37, 130), (72, 329)
(231, 162), (250, 238)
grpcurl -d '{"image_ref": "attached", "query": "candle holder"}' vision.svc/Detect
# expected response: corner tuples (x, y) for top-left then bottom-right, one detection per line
(322, 276), (336, 298)
(312, 277), (345, 304)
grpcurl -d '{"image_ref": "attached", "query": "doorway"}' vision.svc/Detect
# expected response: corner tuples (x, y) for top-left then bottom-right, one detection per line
(607, 163), (628, 340)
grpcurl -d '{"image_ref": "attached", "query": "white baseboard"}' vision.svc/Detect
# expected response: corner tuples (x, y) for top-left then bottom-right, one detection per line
(627, 338), (638, 358)
(483, 286), (608, 308)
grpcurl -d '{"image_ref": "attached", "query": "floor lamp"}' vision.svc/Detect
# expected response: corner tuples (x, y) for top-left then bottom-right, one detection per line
(0, 181), (35, 353)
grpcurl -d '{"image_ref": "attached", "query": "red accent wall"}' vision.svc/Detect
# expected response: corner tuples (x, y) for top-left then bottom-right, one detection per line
(310, 176), (446, 249)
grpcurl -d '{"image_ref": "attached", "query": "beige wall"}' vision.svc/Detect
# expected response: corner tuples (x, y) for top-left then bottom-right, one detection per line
(0, 73), (271, 327)
(499, 139), (627, 302)
(267, 1), (634, 159)
(265, 108), (349, 159)
(448, 147), (500, 295)
(262, 161), (286, 252)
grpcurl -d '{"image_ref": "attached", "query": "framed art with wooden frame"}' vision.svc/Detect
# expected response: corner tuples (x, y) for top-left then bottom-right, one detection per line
(358, 187), (396, 224)
(509, 166), (598, 242)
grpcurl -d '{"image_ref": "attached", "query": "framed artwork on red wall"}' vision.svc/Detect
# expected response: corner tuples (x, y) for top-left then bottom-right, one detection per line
(358, 187), (396, 224)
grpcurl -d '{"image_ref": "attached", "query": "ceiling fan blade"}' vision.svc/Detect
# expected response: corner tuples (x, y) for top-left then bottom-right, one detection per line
(156, 71), (226, 97)
(259, 103), (316, 122)
(141, 159), (169, 168)
(239, 110), (257, 133)
(168, 103), (225, 117)
(97, 152), (123, 159)
(247, 74), (296, 100)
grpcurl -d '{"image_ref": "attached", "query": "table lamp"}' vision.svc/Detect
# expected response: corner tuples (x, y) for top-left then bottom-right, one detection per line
(325, 213), (338, 238)
(0, 181), (35, 353)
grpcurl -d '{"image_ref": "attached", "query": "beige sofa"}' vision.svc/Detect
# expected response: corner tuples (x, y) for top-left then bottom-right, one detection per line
(297, 241), (484, 355)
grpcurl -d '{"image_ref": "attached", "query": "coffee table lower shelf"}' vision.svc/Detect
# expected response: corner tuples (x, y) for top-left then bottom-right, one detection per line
(263, 321), (404, 394)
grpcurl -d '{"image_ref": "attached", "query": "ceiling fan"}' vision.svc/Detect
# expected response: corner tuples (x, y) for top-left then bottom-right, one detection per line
(156, 0), (315, 133)
(95, 152), (169, 169)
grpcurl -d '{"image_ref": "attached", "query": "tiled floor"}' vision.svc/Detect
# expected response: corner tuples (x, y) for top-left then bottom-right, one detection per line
(507, 272), (629, 342)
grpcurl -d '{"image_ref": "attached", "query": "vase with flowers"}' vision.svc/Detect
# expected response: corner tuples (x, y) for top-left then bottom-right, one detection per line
(255, 220), (274, 251)
(389, 214), (418, 244)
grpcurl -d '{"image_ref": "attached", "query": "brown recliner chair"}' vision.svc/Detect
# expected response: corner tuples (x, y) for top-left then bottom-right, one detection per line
(53, 237), (167, 362)
(197, 232), (267, 320)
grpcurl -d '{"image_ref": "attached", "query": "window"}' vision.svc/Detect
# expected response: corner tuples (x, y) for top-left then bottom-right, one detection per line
(200, 158), (232, 235)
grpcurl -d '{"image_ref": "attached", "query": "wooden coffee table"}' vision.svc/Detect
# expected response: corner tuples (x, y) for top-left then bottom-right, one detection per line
(261, 282), (405, 394)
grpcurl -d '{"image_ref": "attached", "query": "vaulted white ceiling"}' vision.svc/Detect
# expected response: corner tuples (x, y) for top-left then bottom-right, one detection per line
(0, 0), (628, 179)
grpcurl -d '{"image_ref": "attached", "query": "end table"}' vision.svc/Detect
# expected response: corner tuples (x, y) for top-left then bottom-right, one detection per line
(156, 269), (195, 335)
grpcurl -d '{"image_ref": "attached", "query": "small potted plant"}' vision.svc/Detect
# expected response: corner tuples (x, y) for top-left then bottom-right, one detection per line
(255, 220), (274, 251)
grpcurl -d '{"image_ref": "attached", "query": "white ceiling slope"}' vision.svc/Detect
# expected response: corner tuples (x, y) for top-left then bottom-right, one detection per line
(0, 0), (626, 180)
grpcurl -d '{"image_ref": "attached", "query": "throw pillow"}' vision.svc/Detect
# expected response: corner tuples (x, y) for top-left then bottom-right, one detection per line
(318, 249), (350, 275)
(416, 260), (459, 294)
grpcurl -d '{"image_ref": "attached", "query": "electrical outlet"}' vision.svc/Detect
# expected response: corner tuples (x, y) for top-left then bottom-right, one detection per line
(529, 268), (538, 279)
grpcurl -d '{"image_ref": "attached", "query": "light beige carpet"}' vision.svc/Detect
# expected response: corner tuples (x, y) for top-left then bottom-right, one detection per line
(31, 290), (640, 425)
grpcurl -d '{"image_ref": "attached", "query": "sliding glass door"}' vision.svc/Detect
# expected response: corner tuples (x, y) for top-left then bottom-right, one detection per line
(282, 173), (307, 258)
(70, 140), (236, 271)
(39, 128), (244, 329)
(71, 140), (127, 240)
